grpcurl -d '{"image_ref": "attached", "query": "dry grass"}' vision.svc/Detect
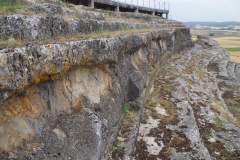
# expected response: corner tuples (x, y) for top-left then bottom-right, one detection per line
(212, 101), (240, 127)
(169, 54), (181, 62)
(212, 36), (240, 63)
(191, 30), (240, 63)
(17, 10), (35, 15)
(0, 27), (164, 48)
(196, 68), (204, 81)
(212, 36), (240, 48)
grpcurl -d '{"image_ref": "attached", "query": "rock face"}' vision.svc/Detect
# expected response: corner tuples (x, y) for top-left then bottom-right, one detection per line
(0, 3), (184, 41)
(133, 35), (240, 160)
(0, 3), (193, 159)
(2, 3), (240, 160)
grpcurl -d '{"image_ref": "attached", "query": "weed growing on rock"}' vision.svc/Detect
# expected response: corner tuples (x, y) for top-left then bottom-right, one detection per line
(169, 54), (181, 62)
(125, 15), (132, 19)
(196, 67), (204, 81)
(163, 85), (175, 93)
(204, 42), (209, 45)
(214, 117), (225, 128)
(122, 103), (130, 117)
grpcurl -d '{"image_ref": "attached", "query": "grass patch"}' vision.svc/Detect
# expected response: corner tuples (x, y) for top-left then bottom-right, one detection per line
(0, 0), (29, 14)
(204, 42), (209, 45)
(148, 102), (158, 108)
(225, 48), (240, 52)
(213, 117), (226, 128)
(196, 68), (204, 81)
(125, 14), (132, 19)
(0, 27), (164, 48)
(212, 101), (239, 126)
(163, 85), (175, 93)
(122, 103), (130, 116)
(170, 54), (181, 61)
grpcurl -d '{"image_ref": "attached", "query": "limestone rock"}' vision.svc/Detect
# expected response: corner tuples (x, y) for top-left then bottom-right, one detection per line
(27, 3), (63, 15)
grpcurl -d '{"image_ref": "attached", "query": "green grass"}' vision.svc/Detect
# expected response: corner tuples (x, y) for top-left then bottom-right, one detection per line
(148, 102), (158, 107)
(122, 103), (130, 116)
(214, 117), (226, 128)
(0, 0), (29, 14)
(225, 48), (240, 52)
(125, 15), (132, 19)
(163, 85), (175, 93)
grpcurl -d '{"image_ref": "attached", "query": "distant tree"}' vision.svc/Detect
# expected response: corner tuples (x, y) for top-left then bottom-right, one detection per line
(209, 33), (214, 36)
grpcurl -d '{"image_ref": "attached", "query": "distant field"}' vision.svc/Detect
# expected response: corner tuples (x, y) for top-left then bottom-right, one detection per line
(190, 30), (240, 63)
(212, 37), (240, 63)
(212, 37), (240, 48)
(225, 48), (240, 52)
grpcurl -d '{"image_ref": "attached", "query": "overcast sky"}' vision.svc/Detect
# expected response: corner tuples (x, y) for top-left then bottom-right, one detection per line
(117, 0), (240, 22)
(167, 0), (240, 22)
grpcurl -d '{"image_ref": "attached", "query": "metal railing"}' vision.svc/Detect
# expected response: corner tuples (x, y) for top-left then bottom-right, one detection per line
(111, 0), (170, 10)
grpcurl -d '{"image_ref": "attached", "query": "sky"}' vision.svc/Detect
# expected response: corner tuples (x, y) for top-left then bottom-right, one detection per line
(116, 0), (240, 22)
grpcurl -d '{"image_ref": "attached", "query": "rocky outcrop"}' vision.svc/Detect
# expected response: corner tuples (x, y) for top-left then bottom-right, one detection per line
(0, 4), (184, 42)
(0, 7), (193, 158)
(132, 35), (240, 159)
(3, 3), (240, 160)
(0, 1), (240, 160)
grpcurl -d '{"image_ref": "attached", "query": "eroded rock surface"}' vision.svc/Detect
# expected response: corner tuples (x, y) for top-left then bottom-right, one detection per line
(0, 5), (193, 157)
(133, 35), (240, 159)
(2, 2), (240, 160)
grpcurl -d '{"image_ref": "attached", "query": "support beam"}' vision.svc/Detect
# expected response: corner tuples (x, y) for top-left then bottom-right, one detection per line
(166, 13), (169, 19)
(135, 9), (138, 13)
(152, 11), (155, 16)
(88, 0), (94, 8)
(114, 5), (119, 12)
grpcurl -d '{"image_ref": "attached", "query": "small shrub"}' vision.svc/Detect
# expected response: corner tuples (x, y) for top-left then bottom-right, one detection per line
(144, 84), (147, 88)
(125, 15), (132, 18)
(135, 99), (142, 107)
(1, 36), (9, 41)
(214, 117), (225, 128)
(204, 42), (209, 45)
(163, 85), (175, 93)
(148, 102), (158, 107)
(122, 103), (130, 116)
(96, 27), (103, 33)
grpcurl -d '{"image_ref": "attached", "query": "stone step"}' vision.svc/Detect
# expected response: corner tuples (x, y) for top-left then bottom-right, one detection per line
(217, 60), (229, 80)
(0, 14), (184, 42)
(226, 61), (237, 80)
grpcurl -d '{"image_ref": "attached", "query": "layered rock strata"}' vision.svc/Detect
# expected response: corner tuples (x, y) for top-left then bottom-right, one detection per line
(132, 36), (240, 160)
(0, 4), (193, 158)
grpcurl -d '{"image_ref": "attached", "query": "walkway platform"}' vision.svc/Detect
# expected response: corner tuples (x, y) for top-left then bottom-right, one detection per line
(78, 0), (169, 18)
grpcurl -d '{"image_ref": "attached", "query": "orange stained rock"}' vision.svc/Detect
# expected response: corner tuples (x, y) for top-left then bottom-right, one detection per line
(4, 86), (46, 118)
